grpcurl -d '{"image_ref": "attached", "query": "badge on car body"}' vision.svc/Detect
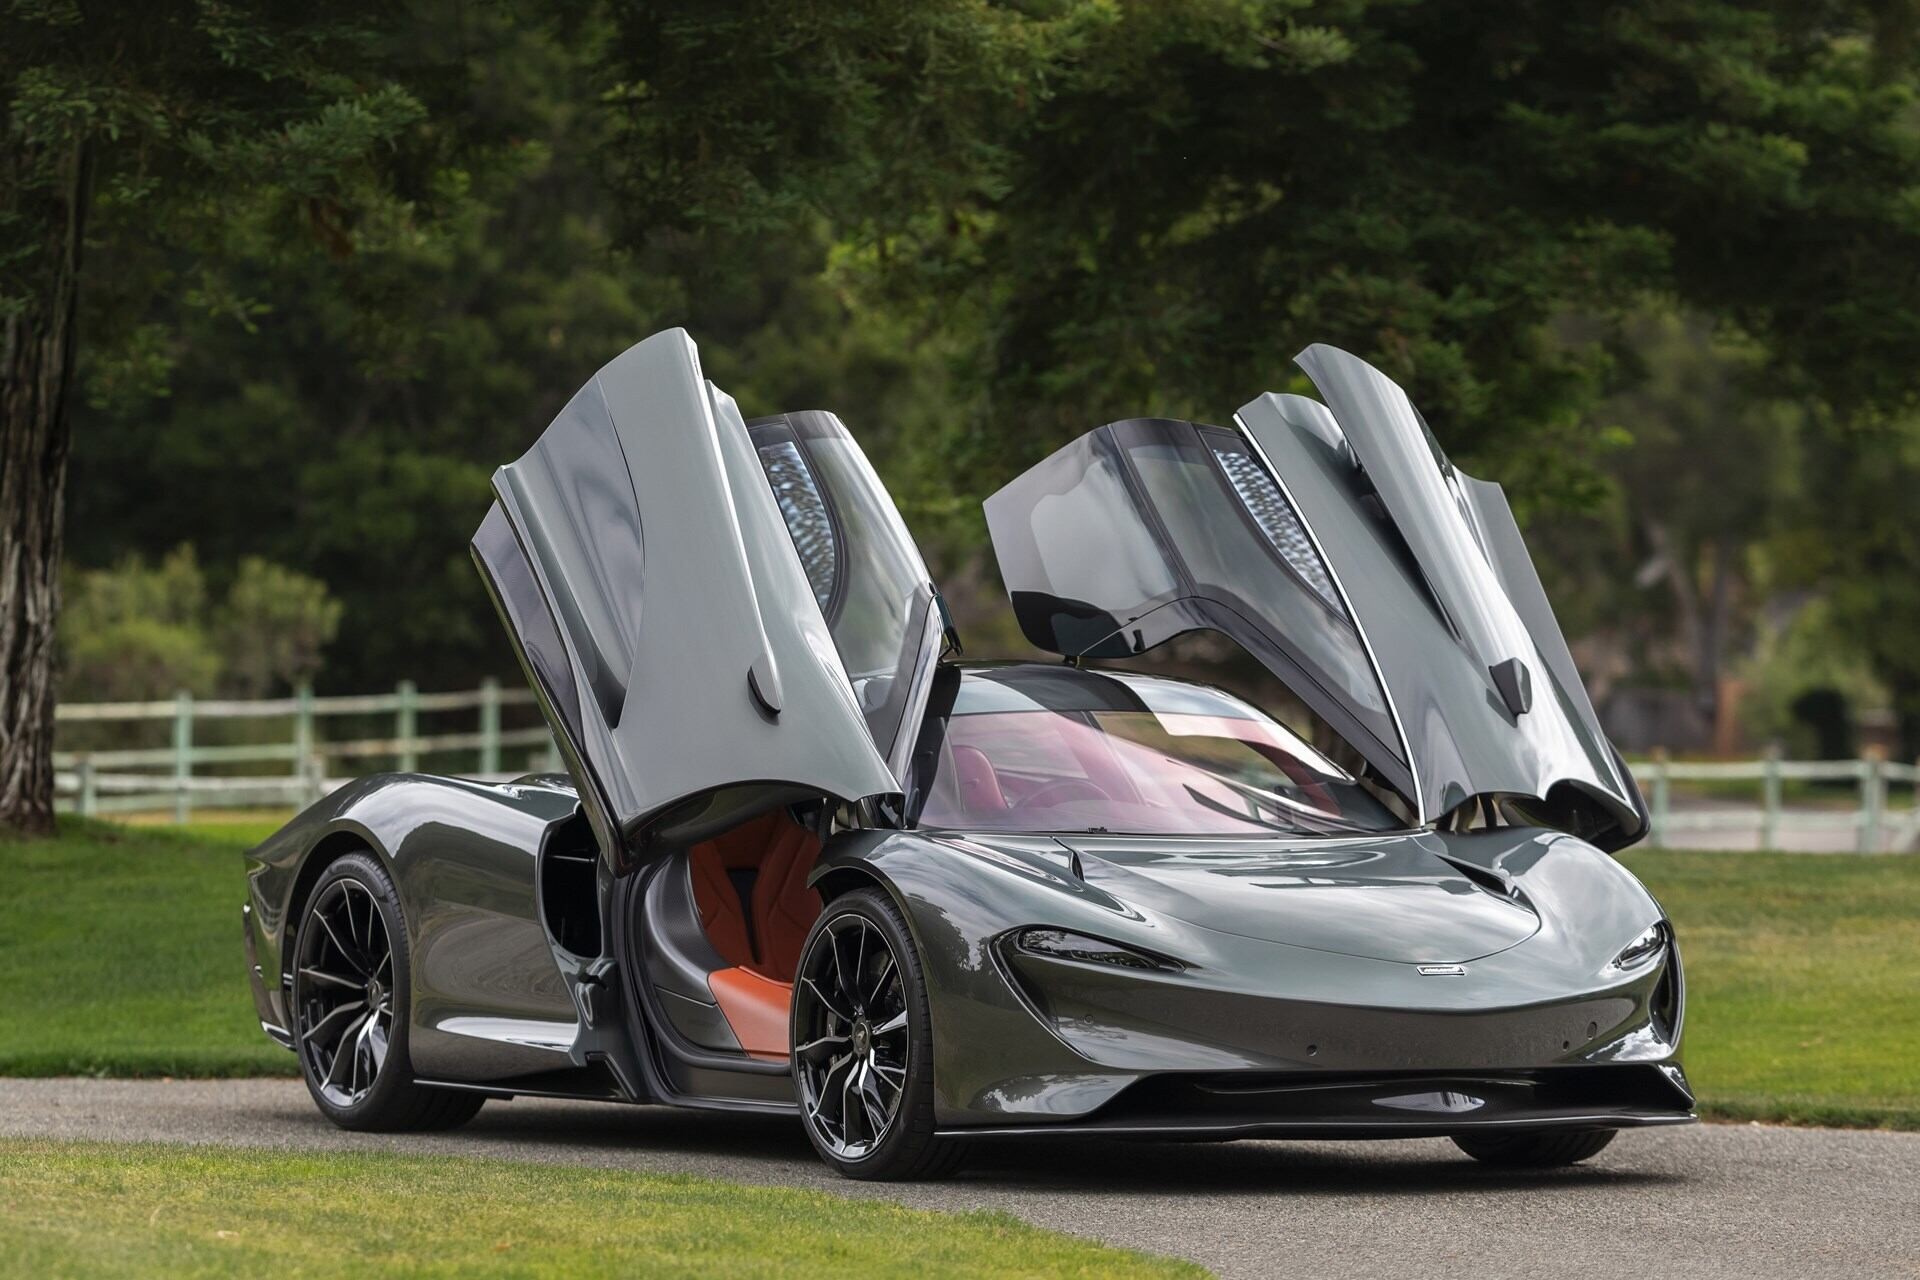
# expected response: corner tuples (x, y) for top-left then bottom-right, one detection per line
(1417, 964), (1468, 976)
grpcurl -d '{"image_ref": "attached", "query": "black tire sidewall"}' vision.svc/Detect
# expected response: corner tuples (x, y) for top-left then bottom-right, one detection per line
(292, 851), (416, 1126)
(792, 888), (939, 1178)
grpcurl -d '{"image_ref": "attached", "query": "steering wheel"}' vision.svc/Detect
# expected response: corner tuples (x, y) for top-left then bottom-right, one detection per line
(1018, 779), (1112, 810)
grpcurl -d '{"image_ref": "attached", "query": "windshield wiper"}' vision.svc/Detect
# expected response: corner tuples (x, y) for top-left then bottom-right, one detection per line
(1182, 783), (1300, 834)
(1185, 777), (1358, 837)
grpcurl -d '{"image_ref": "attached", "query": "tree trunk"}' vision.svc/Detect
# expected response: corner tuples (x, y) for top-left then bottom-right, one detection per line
(0, 139), (90, 836)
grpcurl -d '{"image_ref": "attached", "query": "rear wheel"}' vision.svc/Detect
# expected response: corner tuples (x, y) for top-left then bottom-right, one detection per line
(791, 888), (963, 1181)
(291, 851), (484, 1132)
(1452, 1128), (1617, 1166)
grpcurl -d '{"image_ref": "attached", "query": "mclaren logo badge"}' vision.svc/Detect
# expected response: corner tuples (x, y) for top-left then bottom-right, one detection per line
(1417, 964), (1468, 976)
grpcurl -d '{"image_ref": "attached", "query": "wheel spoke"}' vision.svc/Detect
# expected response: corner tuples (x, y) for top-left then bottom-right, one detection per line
(795, 1032), (849, 1059)
(362, 890), (380, 959)
(300, 998), (366, 1047)
(831, 927), (862, 1014)
(864, 954), (896, 1008)
(321, 1009), (370, 1090)
(871, 1009), (908, 1038)
(365, 1019), (389, 1076)
(299, 965), (361, 991)
(314, 911), (367, 978)
(858, 1066), (890, 1135)
(802, 976), (853, 1024)
(840, 1059), (862, 1145)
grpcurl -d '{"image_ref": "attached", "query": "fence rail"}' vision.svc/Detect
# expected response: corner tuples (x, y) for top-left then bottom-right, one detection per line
(1632, 750), (1920, 853)
(52, 679), (561, 821)
(48, 686), (1920, 850)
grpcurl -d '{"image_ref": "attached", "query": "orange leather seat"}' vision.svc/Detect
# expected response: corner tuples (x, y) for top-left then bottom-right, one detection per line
(686, 808), (824, 1059)
(707, 967), (793, 1061)
(687, 810), (822, 982)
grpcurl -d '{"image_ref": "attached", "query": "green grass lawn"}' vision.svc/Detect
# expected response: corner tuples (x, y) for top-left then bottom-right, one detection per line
(1623, 848), (1920, 1129)
(3, 817), (1916, 1127)
(0, 1139), (1198, 1279)
(0, 817), (295, 1077)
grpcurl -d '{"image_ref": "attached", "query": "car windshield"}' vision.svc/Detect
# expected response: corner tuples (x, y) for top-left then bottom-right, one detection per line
(914, 685), (1398, 837)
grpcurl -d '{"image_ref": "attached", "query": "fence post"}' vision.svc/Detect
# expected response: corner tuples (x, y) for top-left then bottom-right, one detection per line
(543, 733), (562, 774)
(1761, 744), (1782, 851)
(1649, 747), (1670, 847)
(304, 753), (325, 807)
(396, 679), (418, 772)
(77, 754), (97, 818)
(172, 690), (193, 825)
(1860, 747), (1886, 854)
(479, 677), (501, 775)
(293, 681), (314, 779)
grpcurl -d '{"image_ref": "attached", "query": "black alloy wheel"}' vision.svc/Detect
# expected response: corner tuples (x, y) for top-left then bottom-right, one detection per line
(791, 888), (962, 1180)
(290, 851), (485, 1132)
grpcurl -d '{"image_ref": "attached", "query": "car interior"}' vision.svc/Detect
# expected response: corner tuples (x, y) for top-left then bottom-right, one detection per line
(635, 806), (827, 1064)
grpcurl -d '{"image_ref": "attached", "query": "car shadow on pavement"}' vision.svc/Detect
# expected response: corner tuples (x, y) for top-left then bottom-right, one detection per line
(264, 1097), (1682, 1197)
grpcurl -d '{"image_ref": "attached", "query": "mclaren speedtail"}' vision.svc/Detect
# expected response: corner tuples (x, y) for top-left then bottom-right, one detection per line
(244, 329), (1691, 1180)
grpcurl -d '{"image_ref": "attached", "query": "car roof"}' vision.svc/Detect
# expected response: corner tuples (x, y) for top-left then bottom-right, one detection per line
(947, 662), (1266, 720)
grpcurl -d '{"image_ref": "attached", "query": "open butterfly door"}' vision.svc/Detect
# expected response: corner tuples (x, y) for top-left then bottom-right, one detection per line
(983, 344), (1646, 850)
(472, 329), (945, 871)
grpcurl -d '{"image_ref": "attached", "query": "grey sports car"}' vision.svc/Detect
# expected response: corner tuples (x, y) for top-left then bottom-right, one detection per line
(244, 328), (1691, 1180)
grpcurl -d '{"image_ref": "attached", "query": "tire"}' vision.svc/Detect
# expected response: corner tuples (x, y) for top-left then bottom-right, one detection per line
(1452, 1128), (1617, 1167)
(290, 850), (485, 1133)
(790, 887), (964, 1181)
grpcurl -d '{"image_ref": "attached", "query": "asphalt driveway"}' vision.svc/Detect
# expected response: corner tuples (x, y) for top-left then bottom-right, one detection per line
(2, 1078), (1915, 1278)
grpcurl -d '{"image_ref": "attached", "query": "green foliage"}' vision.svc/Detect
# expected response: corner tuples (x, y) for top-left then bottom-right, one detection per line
(58, 546), (340, 701)
(58, 546), (219, 702)
(2, 0), (438, 318)
(1736, 600), (1890, 754)
(216, 557), (345, 697)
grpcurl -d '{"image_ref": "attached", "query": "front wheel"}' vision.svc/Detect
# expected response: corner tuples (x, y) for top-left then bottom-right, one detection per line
(791, 888), (963, 1181)
(1452, 1128), (1617, 1166)
(290, 851), (485, 1132)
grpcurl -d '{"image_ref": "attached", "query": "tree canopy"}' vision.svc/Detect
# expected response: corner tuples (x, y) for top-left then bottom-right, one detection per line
(8, 0), (1920, 831)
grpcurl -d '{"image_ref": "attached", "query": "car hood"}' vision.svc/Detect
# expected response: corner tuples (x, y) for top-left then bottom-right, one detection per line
(1055, 831), (1541, 965)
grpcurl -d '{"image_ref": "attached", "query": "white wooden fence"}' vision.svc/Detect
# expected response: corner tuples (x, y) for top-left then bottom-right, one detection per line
(48, 687), (1920, 850)
(52, 680), (560, 821)
(1637, 750), (1920, 853)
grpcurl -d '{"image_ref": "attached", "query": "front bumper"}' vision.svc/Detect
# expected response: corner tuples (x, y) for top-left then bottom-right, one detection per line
(938, 1063), (1695, 1138)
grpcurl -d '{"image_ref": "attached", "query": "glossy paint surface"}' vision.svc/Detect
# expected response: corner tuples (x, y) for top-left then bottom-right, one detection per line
(984, 345), (1646, 847)
(1281, 344), (1642, 843)
(477, 329), (906, 861)
(816, 812), (1684, 1128)
(245, 773), (588, 1082)
(247, 675), (1687, 1136)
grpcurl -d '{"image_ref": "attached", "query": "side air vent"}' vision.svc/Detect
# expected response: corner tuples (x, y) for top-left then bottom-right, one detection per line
(1435, 852), (1516, 900)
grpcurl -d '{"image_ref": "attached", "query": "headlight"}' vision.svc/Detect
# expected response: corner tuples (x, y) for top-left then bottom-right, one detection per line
(1012, 928), (1186, 972)
(1612, 922), (1668, 972)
